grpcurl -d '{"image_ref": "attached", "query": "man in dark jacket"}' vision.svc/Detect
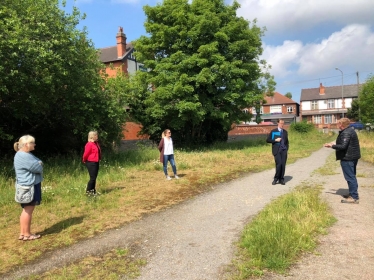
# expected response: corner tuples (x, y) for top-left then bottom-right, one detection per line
(324, 118), (361, 203)
(266, 119), (289, 185)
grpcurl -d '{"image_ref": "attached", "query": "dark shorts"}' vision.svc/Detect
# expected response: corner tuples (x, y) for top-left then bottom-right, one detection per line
(20, 182), (42, 208)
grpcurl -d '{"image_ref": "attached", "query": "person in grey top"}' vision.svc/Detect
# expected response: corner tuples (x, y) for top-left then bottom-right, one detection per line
(14, 135), (43, 241)
(324, 118), (361, 204)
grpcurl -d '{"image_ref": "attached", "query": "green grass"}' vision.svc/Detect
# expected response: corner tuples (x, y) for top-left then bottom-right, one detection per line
(230, 185), (337, 279)
(0, 130), (336, 276)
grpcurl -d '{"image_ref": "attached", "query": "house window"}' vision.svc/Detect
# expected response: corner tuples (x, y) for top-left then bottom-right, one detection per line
(311, 101), (318, 110)
(139, 65), (147, 72)
(328, 99), (335, 109)
(313, 115), (322, 124)
(270, 105), (282, 114)
(287, 106), (293, 112)
(242, 109), (249, 114)
(325, 114), (332, 124)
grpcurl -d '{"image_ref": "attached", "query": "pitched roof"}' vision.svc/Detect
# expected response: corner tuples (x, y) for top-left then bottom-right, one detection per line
(99, 42), (134, 63)
(300, 84), (361, 101)
(264, 92), (298, 105)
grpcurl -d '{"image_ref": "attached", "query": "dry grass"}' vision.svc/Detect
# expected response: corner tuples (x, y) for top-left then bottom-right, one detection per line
(0, 132), (334, 275)
(358, 132), (374, 164)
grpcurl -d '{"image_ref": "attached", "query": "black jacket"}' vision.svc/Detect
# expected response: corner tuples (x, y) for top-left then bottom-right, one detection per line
(333, 127), (361, 161)
(266, 128), (289, 156)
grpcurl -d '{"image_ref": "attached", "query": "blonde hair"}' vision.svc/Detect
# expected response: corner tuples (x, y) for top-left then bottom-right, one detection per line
(338, 118), (351, 128)
(88, 131), (98, 142)
(13, 135), (35, 152)
(161, 129), (170, 138)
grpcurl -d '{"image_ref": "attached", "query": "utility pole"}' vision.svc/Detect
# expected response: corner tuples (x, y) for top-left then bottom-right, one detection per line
(357, 71), (360, 121)
(335, 68), (344, 117)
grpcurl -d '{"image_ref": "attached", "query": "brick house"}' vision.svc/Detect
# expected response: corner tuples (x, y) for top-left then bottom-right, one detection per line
(246, 92), (299, 124)
(99, 26), (145, 76)
(99, 27), (147, 140)
(229, 92), (299, 139)
(300, 83), (360, 128)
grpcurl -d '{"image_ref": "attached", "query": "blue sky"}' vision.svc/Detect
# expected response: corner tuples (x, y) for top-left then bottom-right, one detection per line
(64, 0), (374, 103)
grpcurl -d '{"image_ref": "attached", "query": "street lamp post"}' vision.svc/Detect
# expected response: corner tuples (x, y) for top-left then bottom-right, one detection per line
(335, 68), (344, 117)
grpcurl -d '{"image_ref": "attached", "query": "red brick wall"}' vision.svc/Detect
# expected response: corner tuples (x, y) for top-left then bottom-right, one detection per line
(228, 124), (290, 136)
(104, 61), (128, 77)
(122, 122), (149, 140)
(123, 123), (289, 141)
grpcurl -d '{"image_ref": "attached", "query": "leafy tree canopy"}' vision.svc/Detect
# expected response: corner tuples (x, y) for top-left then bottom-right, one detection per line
(346, 99), (360, 121)
(285, 92), (292, 99)
(358, 75), (374, 124)
(131, 0), (275, 145)
(0, 0), (128, 155)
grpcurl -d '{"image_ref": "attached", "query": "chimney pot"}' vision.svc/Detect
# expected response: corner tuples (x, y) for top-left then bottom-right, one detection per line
(116, 26), (127, 58)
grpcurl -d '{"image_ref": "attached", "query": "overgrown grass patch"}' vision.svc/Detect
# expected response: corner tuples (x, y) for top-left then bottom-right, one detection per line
(229, 185), (336, 279)
(27, 248), (146, 280)
(313, 153), (340, 176)
(358, 132), (374, 164)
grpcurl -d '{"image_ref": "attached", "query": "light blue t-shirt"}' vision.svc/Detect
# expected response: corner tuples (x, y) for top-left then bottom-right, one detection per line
(14, 151), (43, 186)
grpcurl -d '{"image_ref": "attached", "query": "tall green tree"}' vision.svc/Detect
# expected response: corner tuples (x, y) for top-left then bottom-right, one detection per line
(132, 0), (274, 145)
(285, 92), (292, 99)
(346, 99), (360, 121)
(358, 75), (374, 124)
(0, 0), (128, 154)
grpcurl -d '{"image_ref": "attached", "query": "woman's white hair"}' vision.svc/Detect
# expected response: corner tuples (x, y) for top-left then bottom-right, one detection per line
(14, 135), (35, 151)
(88, 131), (98, 142)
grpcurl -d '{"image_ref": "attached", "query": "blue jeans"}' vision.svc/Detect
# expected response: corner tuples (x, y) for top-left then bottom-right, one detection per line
(340, 160), (359, 200)
(163, 154), (177, 176)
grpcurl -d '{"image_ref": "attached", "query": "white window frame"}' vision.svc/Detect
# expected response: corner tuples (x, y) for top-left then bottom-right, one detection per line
(270, 105), (282, 114)
(313, 115), (322, 124)
(311, 101), (318, 110)
(328, 99), (335, 109)
(287, 106), (293, 113)
(324, 114), (332, 124)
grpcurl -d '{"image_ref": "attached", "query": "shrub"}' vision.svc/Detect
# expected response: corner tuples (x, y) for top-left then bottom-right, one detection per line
(290, 121), (315, 133)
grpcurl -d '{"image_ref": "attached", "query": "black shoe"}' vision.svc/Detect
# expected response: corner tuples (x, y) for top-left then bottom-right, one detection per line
(272, 180), (278, 185)
(280, 180), (285, 185)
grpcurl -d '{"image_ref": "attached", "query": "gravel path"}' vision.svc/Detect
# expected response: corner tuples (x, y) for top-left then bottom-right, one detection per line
(4, 147), (374, 279)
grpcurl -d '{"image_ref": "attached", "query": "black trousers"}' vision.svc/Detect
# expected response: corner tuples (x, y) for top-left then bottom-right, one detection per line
(86, 161), (99, 193)
(274, 149), (287, 180)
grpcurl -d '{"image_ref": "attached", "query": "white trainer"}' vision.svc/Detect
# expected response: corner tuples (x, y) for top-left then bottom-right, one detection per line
(166, 176), (172, 180)
(174, 175), (180, 179)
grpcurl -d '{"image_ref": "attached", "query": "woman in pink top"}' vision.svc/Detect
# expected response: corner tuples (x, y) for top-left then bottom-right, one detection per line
(82, 131), (101, 195)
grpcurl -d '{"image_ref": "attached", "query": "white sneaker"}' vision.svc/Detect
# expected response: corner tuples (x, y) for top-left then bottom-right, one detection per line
(174, 175), (180, 179)
(166, 176), (172, 180)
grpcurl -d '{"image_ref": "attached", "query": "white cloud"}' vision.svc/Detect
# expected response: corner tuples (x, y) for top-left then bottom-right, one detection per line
(262, 40), (303, 77)
(237, 0), (374, 35)
(262, 24), (374, 79)
(298, 24), (374, 76)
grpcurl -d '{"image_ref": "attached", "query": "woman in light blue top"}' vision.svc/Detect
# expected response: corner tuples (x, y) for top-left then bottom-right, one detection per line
(14, 135), (43, 241)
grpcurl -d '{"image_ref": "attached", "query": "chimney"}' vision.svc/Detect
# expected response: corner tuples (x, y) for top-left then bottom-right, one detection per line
(319, 83), (325, 95)
(116, 26), (127, 58)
